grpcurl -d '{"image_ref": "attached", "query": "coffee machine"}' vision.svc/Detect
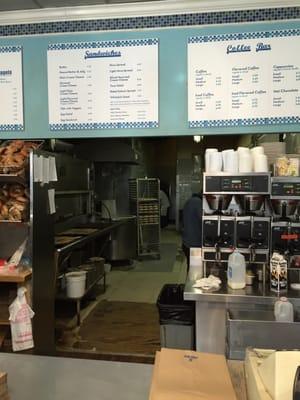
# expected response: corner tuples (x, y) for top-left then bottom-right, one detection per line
(202, 173), (271, 277)
(270, 177), (300, 280)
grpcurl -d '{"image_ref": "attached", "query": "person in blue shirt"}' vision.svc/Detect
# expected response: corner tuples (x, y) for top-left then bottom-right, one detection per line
(182, 193), (202, 271)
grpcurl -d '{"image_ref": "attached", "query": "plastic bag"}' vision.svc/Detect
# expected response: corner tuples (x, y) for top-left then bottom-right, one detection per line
(9, 287), (34, 352)
(157, 284), (194, 326)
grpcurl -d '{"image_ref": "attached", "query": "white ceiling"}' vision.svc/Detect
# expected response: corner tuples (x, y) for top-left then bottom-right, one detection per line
(0, 0), (298, 25)
(0, 0), (160, 12)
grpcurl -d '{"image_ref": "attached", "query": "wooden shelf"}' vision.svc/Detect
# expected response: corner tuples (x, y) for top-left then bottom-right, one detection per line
(0, 174), (27, 186)
(0, 268), (32, 283)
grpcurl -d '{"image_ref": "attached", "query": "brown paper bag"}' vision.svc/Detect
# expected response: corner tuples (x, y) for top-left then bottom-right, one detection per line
(149, 348), (236, 400)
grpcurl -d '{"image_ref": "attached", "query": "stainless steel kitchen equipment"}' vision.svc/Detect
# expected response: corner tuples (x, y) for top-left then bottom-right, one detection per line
(270, 176), (300, 287)
(202, 172), (271, 279)
(129, 178), (160, 259)
(184, 173), (300, 361)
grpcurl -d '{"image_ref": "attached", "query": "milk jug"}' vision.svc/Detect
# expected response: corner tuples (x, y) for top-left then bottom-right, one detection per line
(227, 250), (246, 289)
(274, 297), (294, 322)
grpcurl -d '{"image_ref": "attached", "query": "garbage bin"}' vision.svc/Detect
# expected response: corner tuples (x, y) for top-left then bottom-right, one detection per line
(157, 284), (195, 350)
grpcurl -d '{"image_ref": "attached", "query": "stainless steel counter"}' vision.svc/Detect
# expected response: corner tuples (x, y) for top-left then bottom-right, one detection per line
(1, 353), (152, 400)
(184, 280), (300, 306)
(184, 279), (300, 357)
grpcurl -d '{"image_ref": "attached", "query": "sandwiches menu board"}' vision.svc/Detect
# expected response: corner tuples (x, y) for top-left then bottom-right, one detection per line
(47, 38), (159, 131)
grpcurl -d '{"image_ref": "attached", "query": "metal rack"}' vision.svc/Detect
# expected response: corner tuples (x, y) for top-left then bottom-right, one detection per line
(129, 178), (160, 259)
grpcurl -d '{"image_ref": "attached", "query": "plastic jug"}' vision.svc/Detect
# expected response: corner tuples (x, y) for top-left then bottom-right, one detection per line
(227, 250), (246, 289)
(274, 297), (294, 322)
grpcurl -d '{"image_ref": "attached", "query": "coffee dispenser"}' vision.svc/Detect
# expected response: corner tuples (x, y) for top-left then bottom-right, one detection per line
(202, 172), (271, 277)
(270, 177), (300, 282)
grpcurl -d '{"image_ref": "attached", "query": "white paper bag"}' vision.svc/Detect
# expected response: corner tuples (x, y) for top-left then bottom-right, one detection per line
(9, 287), (34, 352)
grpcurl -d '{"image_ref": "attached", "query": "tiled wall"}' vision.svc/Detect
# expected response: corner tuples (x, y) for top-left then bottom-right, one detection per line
(0, 6), (299, 37)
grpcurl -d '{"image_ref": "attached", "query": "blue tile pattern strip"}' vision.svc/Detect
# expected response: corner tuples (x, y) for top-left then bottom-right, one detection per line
(189, 117), (300, 128)
(0, 124), (23, 131)
(48, 38), (159, 51)
(50, 121), (158, 130)
(0, 7), (299, 36)
(0, 45), (22, 52)
(188, 28), (300, 43)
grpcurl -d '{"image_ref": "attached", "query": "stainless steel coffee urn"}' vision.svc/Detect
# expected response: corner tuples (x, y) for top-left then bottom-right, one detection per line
(202, 172), (271, 279)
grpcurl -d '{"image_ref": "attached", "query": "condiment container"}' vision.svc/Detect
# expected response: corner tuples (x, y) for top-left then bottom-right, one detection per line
(246, 272), (255, 286)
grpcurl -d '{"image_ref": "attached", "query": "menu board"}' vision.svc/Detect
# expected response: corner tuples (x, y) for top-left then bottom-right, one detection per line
(47, 38), (158, 130)
(188, 29), (300, 128)
(0, 46), (23, 131)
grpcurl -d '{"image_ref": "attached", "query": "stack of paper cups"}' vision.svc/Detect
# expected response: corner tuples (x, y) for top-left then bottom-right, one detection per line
(238, 147), (252, 173)
(209, 151), (222, 172)
(254, 153), (268, 172)
(223, 150), (238, 173)
(205, 148), (218, 172)
(251, 146), (264, 156)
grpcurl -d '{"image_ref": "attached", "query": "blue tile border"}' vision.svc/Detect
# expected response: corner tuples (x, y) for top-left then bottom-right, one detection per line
(50, 121), (158, 130)
(0, 7), (299, 37)
(0, 124), (23, 131)
(189, 28), (300, 43)
(189, 116), (300, 128)
(48, 38), (158, 51)
(0, 45), (21, 52)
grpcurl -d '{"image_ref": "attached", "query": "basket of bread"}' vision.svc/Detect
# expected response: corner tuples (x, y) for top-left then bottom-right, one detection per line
(0, 140), (41, 175)
(0, 183), (29, 222)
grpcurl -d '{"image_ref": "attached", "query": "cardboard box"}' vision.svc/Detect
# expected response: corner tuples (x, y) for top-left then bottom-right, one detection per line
(149, 348), (236, 400)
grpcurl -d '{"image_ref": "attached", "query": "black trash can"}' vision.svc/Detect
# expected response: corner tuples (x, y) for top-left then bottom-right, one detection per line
(157, 284), (195, 350)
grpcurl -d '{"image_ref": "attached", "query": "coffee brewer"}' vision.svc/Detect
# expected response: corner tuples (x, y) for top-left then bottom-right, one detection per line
(270, 177), (300, 288)
(202, 173), (271, 279)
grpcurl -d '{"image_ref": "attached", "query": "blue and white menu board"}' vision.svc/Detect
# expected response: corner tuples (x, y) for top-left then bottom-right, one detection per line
(47, 39), (158, 130)
(188, 29), (300, 128)
(0, 46), (23, 131)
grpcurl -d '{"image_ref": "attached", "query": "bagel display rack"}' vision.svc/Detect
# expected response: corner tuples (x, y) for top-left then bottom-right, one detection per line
(0, 141), (42, 223)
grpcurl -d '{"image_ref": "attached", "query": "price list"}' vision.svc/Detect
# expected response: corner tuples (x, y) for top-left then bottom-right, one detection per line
(47, 39), (158, 130)
(0, 46), (23, 131)
(188, 29), (300, 128)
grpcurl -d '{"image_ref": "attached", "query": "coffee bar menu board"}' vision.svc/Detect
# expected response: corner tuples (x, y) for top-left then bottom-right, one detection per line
(0, 46), (23, 131)
(47, 39), (158, 130)
(188, 29), (300, 128)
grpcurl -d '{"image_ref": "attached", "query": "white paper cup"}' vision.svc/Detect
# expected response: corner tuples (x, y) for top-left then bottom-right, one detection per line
(251, 146), (264, 155)
(205, 148), (218, 172)
(209, 151), (222, 172)
(239, 152), (253, 173)
(254, 154), (268, 172)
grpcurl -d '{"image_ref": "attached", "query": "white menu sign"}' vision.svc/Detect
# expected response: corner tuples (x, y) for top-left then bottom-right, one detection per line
(47, 38), (158, 130)
(188, 29), (300, 128)
(0, 46), (23, 131)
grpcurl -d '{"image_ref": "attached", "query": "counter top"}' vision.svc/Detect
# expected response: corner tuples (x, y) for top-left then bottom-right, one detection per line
(184, 279), (300, 306)
(1, 353), (152, 400)
(0, 268), (31, 283)
(0, 353), (246, 400)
